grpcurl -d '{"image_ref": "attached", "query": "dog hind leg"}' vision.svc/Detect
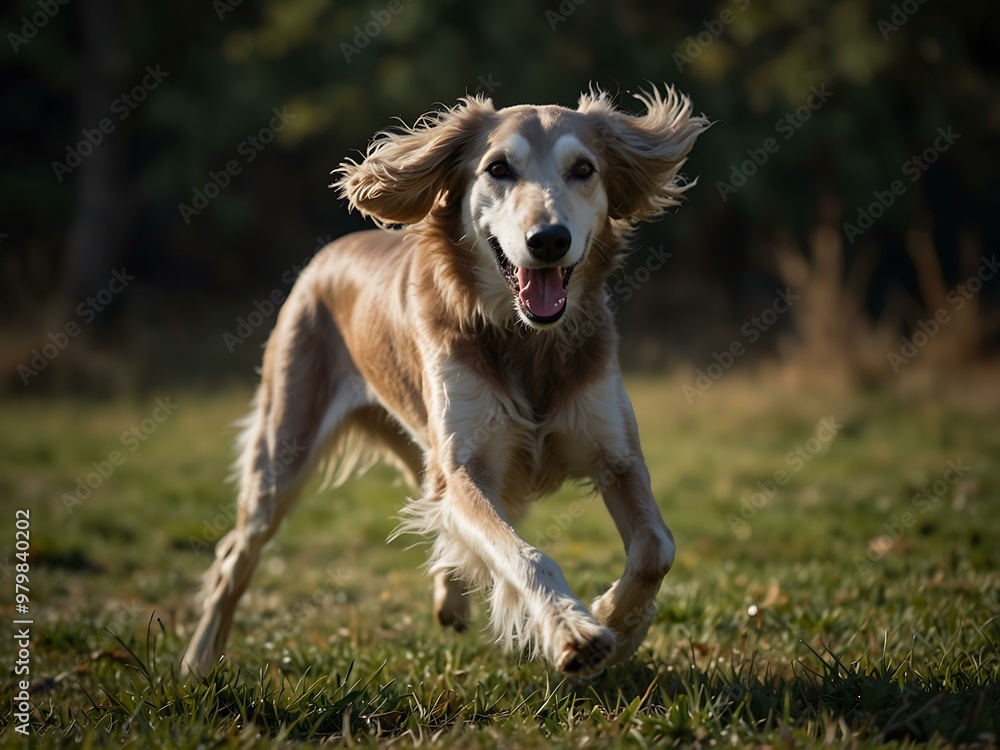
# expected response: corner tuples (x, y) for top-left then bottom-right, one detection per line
(433, 572), (470, 631)
(181, 292), (363, 677)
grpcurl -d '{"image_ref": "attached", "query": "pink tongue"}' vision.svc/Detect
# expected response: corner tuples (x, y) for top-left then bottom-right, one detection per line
(515, 267), (566, 317)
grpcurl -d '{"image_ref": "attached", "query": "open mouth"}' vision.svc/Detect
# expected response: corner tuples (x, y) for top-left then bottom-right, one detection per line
(489, 237), (575, 325)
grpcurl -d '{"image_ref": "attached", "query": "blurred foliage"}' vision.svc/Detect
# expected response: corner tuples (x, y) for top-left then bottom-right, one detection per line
(1, 0), (998, 352)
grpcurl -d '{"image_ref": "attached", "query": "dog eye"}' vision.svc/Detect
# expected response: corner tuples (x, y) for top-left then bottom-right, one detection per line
(571, 159), (595, 179)
(487, 160), (511, 179)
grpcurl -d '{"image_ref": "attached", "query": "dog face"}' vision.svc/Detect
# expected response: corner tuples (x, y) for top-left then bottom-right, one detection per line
(463, 107), (609, 328)
(335, 87), (708, 330)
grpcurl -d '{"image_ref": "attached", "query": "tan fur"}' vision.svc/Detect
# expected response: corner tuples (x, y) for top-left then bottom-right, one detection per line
(182, 85), (708, 678)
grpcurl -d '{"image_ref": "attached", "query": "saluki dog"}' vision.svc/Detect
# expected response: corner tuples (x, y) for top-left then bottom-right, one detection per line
(182, 85), (708, 677)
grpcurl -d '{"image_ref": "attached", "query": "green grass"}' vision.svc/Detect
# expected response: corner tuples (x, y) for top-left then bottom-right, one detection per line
(1, 375), (998, 747)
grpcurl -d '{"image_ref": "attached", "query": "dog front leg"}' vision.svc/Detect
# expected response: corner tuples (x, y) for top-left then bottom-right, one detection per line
(430, 467), (616, 676)
(590, 421), (675, 665)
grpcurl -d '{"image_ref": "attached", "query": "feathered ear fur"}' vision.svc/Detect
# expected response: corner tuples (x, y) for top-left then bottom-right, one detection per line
(578, 86), (710, 225)
(333, 97), (496, 226)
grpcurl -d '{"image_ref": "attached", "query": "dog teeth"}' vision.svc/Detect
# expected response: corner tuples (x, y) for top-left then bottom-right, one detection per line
(522, 297), (566, 314)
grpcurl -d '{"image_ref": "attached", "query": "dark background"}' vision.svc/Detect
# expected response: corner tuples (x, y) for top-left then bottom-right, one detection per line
(2, 0), (998, 394)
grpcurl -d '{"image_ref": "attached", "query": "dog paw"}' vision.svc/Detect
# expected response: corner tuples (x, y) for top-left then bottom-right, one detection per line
(435, 606), (469, 633)
(433, 573), (470, 632)
(554, 623), (616, 677)
(591, 587), (657, 666)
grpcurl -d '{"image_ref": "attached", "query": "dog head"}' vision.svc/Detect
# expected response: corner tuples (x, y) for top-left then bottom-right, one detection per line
(335, 86), (708, 330)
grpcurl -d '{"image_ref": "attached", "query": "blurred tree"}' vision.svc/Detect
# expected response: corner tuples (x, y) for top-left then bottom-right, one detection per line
(62, 0), (127, 299)
(0, 0), (997, 381)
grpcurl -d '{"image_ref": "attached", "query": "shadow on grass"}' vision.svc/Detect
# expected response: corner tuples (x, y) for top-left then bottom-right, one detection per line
(575, 642), (1000, 745)
(45, 625), (997, 747)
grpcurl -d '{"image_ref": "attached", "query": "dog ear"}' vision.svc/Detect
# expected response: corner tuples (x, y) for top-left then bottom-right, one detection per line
(333, 97), (495, 226)
(579, 86), (710, 224)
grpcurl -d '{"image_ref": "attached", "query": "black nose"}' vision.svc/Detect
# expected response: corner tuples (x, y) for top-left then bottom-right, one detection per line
(525, 224), (571, 263)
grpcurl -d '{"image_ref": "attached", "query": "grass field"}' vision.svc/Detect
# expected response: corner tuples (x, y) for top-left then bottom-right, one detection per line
(1, 374), (998, 748)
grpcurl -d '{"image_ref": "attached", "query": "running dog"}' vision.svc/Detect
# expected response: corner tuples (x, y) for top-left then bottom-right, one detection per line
(182, 86), (708, 677)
